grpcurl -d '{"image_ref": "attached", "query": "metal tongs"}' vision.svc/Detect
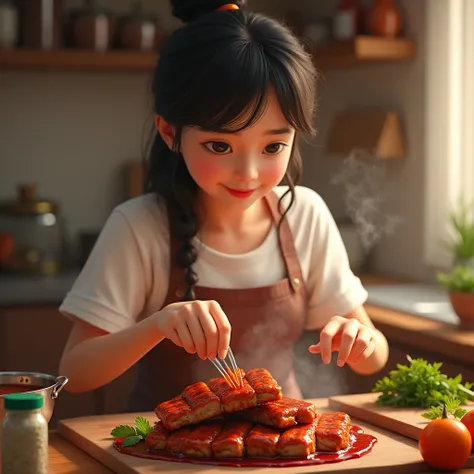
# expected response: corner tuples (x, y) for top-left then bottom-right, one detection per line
(209, 347), (244, 388)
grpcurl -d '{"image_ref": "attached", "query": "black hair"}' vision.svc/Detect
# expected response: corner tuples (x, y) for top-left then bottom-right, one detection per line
(146, 0), (317, 300)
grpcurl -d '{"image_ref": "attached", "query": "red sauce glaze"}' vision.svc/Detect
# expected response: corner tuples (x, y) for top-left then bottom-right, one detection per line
(115, 425), (377, 467)
(0, 385), (43, 395)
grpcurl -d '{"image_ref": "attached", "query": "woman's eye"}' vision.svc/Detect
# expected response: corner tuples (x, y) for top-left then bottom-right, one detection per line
(264, 143), (286, 155)
(204, 141), (232, 154)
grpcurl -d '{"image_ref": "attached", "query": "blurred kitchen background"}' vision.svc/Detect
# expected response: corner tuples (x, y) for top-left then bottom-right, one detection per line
(2, 0), (473, 427)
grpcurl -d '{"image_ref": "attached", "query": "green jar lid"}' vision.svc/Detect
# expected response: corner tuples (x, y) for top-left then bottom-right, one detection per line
(4, 393), (44, 410)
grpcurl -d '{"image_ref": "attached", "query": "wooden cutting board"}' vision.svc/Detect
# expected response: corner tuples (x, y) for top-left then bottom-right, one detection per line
(57, 399), (438, 474)
(328, 392), (474, 455)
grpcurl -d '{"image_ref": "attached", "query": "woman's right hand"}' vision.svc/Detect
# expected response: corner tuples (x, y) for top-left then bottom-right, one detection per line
(154, 300), (231, 360)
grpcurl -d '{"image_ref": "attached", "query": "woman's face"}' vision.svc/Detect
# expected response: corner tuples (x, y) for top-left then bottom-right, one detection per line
(179, 89), (295, 209)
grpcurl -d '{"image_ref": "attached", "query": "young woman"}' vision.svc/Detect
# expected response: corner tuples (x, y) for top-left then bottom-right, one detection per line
(58, 0), (388, 411)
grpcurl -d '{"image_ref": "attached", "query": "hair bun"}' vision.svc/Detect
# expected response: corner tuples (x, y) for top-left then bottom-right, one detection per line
(170, 0), (244, 23)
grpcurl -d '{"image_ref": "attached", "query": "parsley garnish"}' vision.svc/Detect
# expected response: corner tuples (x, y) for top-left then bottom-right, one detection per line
(371, 355), (474, 412)
(110, 416), (153, 447)
(421, 397), (467, 420)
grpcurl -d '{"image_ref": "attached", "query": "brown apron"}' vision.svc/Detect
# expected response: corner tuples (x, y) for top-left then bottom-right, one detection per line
(127, 191), (308, 411)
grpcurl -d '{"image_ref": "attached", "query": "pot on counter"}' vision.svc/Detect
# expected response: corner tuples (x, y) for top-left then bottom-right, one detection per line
(0, 371), (68, 425)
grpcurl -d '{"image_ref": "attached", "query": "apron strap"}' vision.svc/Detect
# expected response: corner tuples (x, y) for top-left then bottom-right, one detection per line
(265, 190), (304, 293)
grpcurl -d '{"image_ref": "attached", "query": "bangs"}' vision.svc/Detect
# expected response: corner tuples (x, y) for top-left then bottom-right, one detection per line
(175, 41), (271, 132)
(155, 14), (316, 135)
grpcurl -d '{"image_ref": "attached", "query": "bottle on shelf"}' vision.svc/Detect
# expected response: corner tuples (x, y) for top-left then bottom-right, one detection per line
(367, 0), (403, 38)
(333, 0), (365, 42)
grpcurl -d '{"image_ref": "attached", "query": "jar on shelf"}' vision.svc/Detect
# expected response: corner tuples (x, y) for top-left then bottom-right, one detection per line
(1, 393), (48, 474)
(68, 0), (116, 51)
(0, 184), (67, 276)
(19, 0), (63, 49)
(117, 0), (161, 52)
(0, 0), (19, 49)
(333, 0), (365, 41)
(368, 0), (403, 38)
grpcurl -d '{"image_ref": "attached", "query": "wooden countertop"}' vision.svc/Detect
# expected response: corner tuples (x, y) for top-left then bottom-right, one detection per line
(360, 274), (474, 366)
(49, 431), (113, 473)
(48, 416), (474, 474)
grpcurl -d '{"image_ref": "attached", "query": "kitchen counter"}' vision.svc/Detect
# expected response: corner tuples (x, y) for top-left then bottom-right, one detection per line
(47, 400), (474, 474)
(359, 274), (474, 368)
(0, 270), (79, 306)
(49, 431), (112, 473)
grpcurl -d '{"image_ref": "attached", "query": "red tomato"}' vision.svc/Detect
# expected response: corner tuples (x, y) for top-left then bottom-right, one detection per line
(461, 409), (474, 448)
(419, 413), (472, 471)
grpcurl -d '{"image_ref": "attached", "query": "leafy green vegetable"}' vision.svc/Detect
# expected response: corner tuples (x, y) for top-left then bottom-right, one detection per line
(437, 265), (474, 293)
(110, 424), (137, 438)
(110, 416), (154, 447)
(421, 397), (467, 420)
(121, 436), (143, 447)
(445, 195), (474, 260)
(134, 416), (153, 439)
(371, 355), (474, 409)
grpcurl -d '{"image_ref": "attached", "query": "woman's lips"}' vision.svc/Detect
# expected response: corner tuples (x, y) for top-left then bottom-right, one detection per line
(223, 186), (256, 198)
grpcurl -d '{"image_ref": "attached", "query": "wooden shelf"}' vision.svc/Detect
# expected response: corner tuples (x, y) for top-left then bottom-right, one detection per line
(0, 37), (415, 73)
(312, 36), (416, 70)
(0, 49), (159, 72)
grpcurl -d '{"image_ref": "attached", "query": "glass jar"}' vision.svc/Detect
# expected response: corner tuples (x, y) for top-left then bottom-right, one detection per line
(68, 0), (116, 51)
(0, 0), (19, 49)
(19, 0), (63, 49)
(1, 393), (48, 474)
(0, 184), (66, 276)
(118, 0), (160, 52)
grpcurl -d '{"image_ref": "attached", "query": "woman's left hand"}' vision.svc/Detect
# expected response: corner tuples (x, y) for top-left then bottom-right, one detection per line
(308, 315), (377, 367)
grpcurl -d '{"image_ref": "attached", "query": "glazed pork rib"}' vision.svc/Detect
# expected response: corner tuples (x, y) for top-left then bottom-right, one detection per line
(239, 397), (318, 429)
(145, 422), (170, 451)
(212, 420), (253, 458)
(155, 368), (282, 430)
(244, 368), (282, 403)
(315, 412), (351, 452)
(245, 424), (282, 458)
(181, 421), (224, 458)
(166, 426), (194, 454)
(182, 382), (222, 423)
(145, 411), (352, 458)
(154, 395), (193, 431)
(278, 397), (318, 424)
(277, 420), (318, 457)
(208, 374), (256, 413)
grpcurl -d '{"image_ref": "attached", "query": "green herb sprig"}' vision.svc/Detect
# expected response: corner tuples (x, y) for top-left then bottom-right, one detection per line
(110, 416), (153, 447)
(421, 396), (467, 420)
(371, 355), (474, 409)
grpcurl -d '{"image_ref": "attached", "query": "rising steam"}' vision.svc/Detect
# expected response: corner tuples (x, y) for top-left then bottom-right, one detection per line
(331, 149), (403, 253)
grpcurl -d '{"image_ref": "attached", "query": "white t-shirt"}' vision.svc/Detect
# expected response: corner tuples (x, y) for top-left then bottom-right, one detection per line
(59, 186), (368, 333)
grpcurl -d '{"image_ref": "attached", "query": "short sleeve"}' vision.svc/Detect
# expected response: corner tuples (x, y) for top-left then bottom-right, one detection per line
(59, 210), (148, 333)
(304, 196), (368, 330)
